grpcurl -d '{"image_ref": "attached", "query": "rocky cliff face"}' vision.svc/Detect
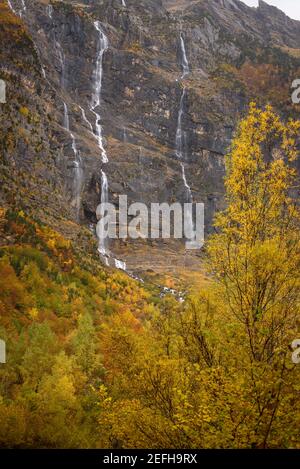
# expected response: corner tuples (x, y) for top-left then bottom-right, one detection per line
(1, 0), (300, 276)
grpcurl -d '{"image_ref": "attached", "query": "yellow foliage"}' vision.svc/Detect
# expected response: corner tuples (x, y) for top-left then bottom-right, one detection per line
(19, 106), (29, 117)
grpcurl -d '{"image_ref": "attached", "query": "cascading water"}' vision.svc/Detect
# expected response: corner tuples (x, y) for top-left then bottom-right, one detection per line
(20, 0), (26, 16)
(115, 259), (127, 270)
(7, 1), (16, 14)
(121, 0), (126, 6)
(181, 161), (195, 240)
(79, 105), (94, 133)
(176, 34), (195, 244)
(63, 103), (83, 219)
(91, 22), (126, 270)
(8, 0), (26, 17)
(92, 22), (109, 262)
(175, 89), (186, 160)
(123, 127), (127, 143)
(56, 40), (66, 89)
(46, 4), (53, 19)
(63, 101), (69, 129)
(98, 170), (109, 266)
(180, 32), (190, 79)
(91, 21), (109, 164)
(175, 90), (192, 200)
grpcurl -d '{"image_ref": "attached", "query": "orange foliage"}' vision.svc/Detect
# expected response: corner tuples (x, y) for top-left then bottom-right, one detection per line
(237, 62), (291, 105)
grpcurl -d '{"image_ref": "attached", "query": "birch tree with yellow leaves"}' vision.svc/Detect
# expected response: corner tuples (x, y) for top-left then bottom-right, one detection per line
(207, 103), (300, 447)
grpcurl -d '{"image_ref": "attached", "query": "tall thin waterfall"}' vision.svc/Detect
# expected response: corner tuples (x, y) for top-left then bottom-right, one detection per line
(99, 170), (109, 266)
(121, 0), (126, 6)
(91, 21), (109, 164)
(175, 89), (193, 201)
(63, 103), (83, 219)
(56, 40), (66, 89)
(91, 22), (126, 270)
(175, 89), (186, 160)
(92, 22), (109, 261)
(63, 102), (70, 130)
(180, 32), (190, 79)
(176, 34), (195, 243)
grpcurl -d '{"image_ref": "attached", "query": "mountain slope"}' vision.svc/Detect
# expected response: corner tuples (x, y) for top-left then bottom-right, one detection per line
(1, 0), (300, 275)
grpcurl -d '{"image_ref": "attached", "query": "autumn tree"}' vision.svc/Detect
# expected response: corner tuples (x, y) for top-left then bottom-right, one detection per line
(207, 103), (300, 447)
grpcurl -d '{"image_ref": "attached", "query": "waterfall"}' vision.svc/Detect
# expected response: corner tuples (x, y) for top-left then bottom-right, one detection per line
(123, 126), (127, 143)
(176, 92), (193, 211)
(9, 0), (26, 18)
(175, 88), (186, 160)
(45, 11), (125, 267)
(175, 34), (195, 244)
(7, 0), (26, 18)
(7, 1), (16, 14)
(98, 170), (109, 265)
(40, 64), (46, 79)
(79, 105), (94, 133)
(63, 102), (70, 129)
(55, 40), (66, 88)
(180, 32), (189, 79)
(92, 22), (109, 261)
(20, 0), (26, 16)
(175, 89), (195, 239)
(63, 103), (83, 219)
(114, 259), (127, 271)
(91, 21), (109, 164)
(91, 22), (126, 270)
(181, 162), (194, 239)
(121, 0), (126, 6)
(46, 4), (53, 19)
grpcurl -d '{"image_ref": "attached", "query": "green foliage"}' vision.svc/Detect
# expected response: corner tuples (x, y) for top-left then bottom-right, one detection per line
(0, 209), (153, 448)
